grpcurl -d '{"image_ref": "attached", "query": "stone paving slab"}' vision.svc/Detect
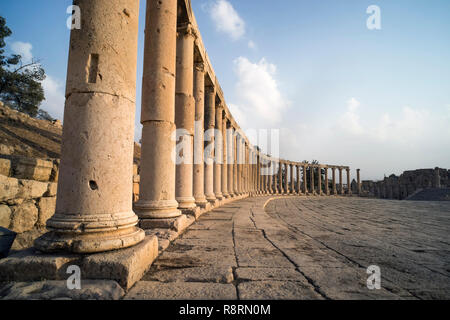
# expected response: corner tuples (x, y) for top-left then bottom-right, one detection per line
(135, 196), (450, 300)
(124, 281), (237, 300)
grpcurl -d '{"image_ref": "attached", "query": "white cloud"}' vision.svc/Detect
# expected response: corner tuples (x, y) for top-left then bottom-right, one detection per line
(230, 57), (289, 130)
(10, 41), (33, 63)
(339, 97), (363, 135)
(285, 98), (450, 180)
(207, 0), (245, 40)
(41, 75), (65, 120)
(248, 40), (256, 49)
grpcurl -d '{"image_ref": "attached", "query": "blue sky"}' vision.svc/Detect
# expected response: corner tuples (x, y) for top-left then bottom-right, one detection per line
(1, 0), (449, 180)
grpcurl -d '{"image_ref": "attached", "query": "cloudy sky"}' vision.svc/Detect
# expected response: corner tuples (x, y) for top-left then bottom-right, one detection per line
(1, 0), (449, 180)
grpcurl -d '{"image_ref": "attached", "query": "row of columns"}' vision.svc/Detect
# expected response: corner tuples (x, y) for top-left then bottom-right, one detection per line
(34, 0), (361, 255)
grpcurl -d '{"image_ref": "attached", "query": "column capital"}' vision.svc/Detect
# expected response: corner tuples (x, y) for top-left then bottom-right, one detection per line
(205, 85), (215, 95)
(177, 22), (197, 39)
(194, 61), (206, 72)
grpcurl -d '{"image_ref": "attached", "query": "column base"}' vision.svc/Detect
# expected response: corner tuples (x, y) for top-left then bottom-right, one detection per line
(134, 199), (181, 219)
(34, 226), (145, 254)
(176, 196), (197, 210)
(194, 197), (209, 209)
(214, 193), (223, 200)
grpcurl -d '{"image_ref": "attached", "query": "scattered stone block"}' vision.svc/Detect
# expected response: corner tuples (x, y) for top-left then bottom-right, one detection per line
(81, 235), (159, 290)
(9, 201), (38, 233)
(36, 197), (56, 225)
(0, 205), (12, 229)
(0, 280), (124, 300)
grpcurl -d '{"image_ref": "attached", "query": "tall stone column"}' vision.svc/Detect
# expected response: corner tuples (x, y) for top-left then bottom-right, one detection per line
(233, 134), (238, 195)
(193, 62), (207, 208)
(175, 23), (196, 212)
(269, 161), (273, 194)
(256, 152), (261, 194)
(339, 167), (343, 195)
(310, 166), (315, 195)
(272, 161), (277, 194)
(204, 86), (216, 204)
(318, 166), (322, 195)
(303, 165), (308, 195)
(346, 168), (352, 195)
(332, 167), (337, 195)
(133, 0), (180, 221)
(278, 162), (283, 194)
(434, 167), (441, 188)
(227, 124), (235, 197)
(221, 114), (229, 198)
(357, 169), (361, 194)
(36, 0), (144, 253)
(324, 167), (329, 195)
(213, 104), (223, 200)
(296, 165), (301, 194)
(290, 164), (294, 194)
(236, 136), (242, 195)
(284, 163), (289, 194)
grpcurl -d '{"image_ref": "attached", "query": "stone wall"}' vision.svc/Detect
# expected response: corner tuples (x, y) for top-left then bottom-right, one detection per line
(0, 154), (140, 250)
(360, 168), (449, 200)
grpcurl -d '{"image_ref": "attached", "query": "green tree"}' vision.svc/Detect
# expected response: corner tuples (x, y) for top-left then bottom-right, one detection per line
(0, 16), (47, 118)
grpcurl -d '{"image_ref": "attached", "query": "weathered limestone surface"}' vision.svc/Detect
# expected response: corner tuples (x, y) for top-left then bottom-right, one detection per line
(35, 0), (144, 253)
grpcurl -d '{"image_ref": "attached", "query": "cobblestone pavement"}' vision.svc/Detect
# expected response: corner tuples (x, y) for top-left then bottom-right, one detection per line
(125, 196), (450, 300)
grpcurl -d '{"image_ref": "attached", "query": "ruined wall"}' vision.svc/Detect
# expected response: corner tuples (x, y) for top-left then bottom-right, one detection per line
(361, 168), (450, 200)
(0, 154), (140, 250)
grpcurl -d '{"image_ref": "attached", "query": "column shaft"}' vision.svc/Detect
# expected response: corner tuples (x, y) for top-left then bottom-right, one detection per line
(214, 104), (223, 200)
(36, 0), (144, 253)
(221, 114), (229, 198)
(193, 63), (207, 208)
(175, 23), (196, 211)
(204, 87), (216, 203)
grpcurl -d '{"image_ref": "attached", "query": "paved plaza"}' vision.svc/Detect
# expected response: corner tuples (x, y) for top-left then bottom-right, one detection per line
(124, 196), (450, 300)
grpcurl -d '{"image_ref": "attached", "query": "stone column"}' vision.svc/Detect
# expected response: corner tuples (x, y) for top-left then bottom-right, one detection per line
(233, 134), (238, 195)
(284, 163), (289, 194)
(303, 165), (308, 195)
(193, 62), (207, 208)
(339, 167), (343, 195)
(296, 165), (301, 194)
(310, 166), (315, 195)
(278, 162), (283, 194)
(434, 167), (441, 188)
(213, 103), (223, 200)
(204, 86), (216, 204)
(133, 0), (180, 221)
(346, 168), (352, 195)
(272, 161), (277, 194)
(332, 167), (337, 195)
(318, 166), (322, 195)
(35, 0), (144, 253)
(357, 169), (361, 195)
(175, 23), (197, 213)
(324, 167), (329, 195)
(268, 161), (273, 194)
(227, 123), (235, 197)
(221, 114), (229, 198)
(290, 164), (294, 194)
(236, 136), (241, 195)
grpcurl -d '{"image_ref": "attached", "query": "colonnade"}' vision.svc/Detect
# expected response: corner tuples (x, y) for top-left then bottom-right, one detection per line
(34, 0), (361, 255)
